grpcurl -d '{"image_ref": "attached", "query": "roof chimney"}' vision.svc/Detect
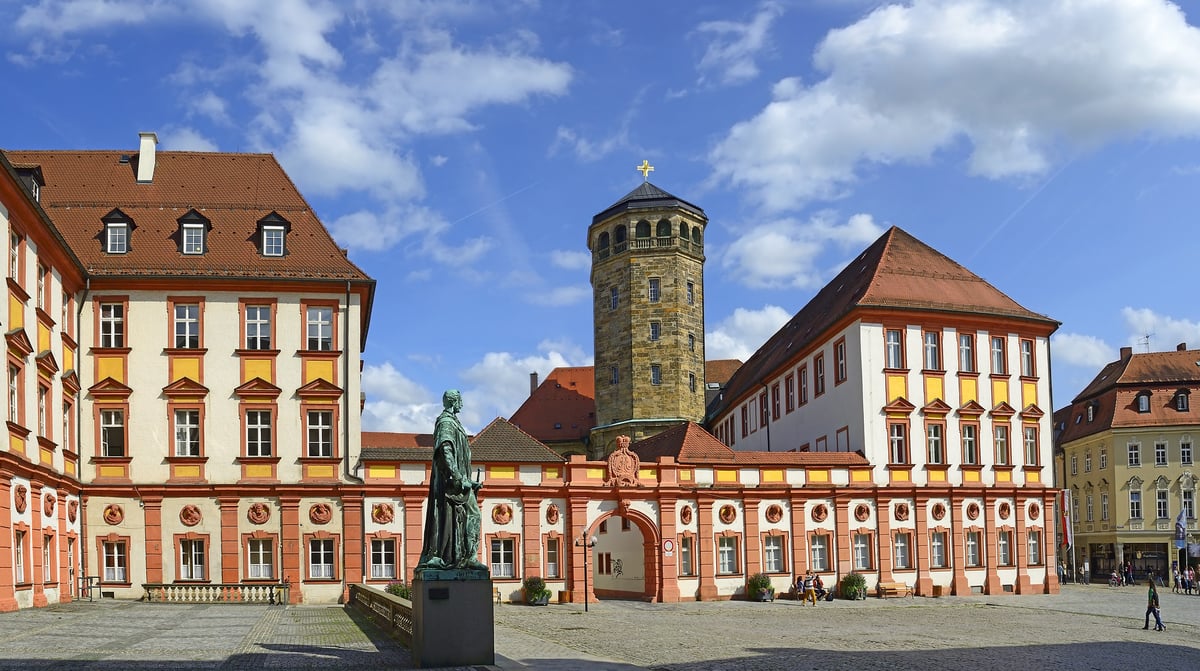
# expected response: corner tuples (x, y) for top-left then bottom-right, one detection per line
(137, 131), (158, 183)
(530, 372), (539, 396)
(1179, 342), (1188, 351)
(1120, 346), (1133, 361)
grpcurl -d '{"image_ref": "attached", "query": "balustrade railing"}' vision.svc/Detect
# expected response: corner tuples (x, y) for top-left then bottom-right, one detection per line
(142, 582), (289, 605)
(348, 583), (413, 647)
(595, 236), (701, 261)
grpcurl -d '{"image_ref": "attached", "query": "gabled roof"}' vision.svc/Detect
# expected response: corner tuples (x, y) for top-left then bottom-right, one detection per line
(704, 359), (742, 386)
(359, 418), (564, 464)
(591, 181), (706, 225)
(707, 226), (1058, 420)
(632, 422), (869, 467)
(2, 149), (372, 283)
(509, 367), (596, 443)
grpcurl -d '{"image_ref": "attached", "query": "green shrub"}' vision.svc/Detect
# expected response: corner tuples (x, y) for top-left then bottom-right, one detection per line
(747, 572), (773, 593)
(523, 575), (551, 603)
(840, 572), (866, 599)
(385, 580), (411, 599)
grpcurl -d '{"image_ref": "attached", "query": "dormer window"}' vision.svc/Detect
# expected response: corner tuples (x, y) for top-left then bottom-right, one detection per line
(256, 212), (291, 257)
(1136, 391), (1151, 413)
(1176, 389), (1190, 412)
(177, 210), (210, 256)
(1086, 403), (1095, 422)
(101, 208), (134, 255)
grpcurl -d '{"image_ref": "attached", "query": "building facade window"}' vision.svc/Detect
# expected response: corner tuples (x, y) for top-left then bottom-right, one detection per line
(1071, 455), (1078, 476)
(1128, 443), (1141, 467)
(103, 540), (127, 582)
(546, 538), (560, 579)
(649, 321), (660, 341)
(1101, 493), (1109, 520)
(100, 303), (124, 348)
(923, 331), (941, 370)
(1137, 393), (1150, 413)
(814, 354), (825, 396)
(173, 409), (201, 456)
(1183, 439), (1194, 466)
(1177, 391), (1190, 412)
(1155, 441), (1168, 466)
(785, 375), (795, 412)
(182, 223), (205, 255)
(650, 364), (662, 385)
(998, 531), (1012, 566)
(246, 410), (273, 457)
(885, 329), (904, 369)
(106, 223), (128, 254)
(1129, 490), (1142, 519)
(966, 530), (982, 567)
(100, 409), (125, 457)
(1157, 490), (1169, 519)
(1184, 490), (1195, 519)
(1020, 339), (1035, 377)
(307, 410), (333, 457)
(1023, 427), (1039, 465)
(180, 539), (205, 580)
(763, 535), (785, 573)
(306, 306), (334, 351)
(1085, 451), (1092, 472)
(309, 538), (335, 579)
(990, 336), (1006, 374)
(174, 303), (200, 349)
(371, 538), (396, 579)
(491, 538), (515, 578)
(958, 333), (975, 372)
(852, 533), (872, 571)
(930, 531), (947, 568)
(14, 530), (25, 584)
(648, 278), (660, 303)
(679, 536), (694, 576)
(610, 287), (618, 311)
(962, 424), (978, 465)
(927, 423), (945, 464)
(835, 339), (847, 383)
(889, 423), (908, 464)
(994, 425), (1010, 465)
(610, 366), (618, 385)
(799, 366), (809, 405)
(810, 534), (829, 572)
(689, 373), (697, 394)
(248, 539), (274, 579)
(1085, 494), (1094, 522)
(262, 226), (285, 257)
(686, 281), (694, 305)
(1100, 448), (1108, 469)
(771, 384), (781, 420)
(894, 533), (911, 569)
(245, 305), (272, 350)
(1027, 530), (1041, 565)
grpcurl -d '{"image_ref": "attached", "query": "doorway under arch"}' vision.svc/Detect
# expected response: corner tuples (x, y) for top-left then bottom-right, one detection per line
(583, 509), (660, 602)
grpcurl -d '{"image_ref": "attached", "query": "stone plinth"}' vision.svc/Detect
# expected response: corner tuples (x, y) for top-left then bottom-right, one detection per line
(412, 570), (494, 668)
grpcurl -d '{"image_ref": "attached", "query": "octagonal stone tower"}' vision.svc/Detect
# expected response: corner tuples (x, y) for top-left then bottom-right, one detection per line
(587, 175), (707, 458)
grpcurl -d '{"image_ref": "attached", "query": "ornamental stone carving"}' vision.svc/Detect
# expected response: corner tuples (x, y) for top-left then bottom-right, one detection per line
(811, 504), (829, 523)
(247, 502), (271, 525)
(1028, 502), (1041, 520)
(719, 504), (737, 524)
(680, 505), (693, 525)
(309, 503), (332, 525)
(765, 504), (783, 523)
(894, 503), (910, 521)
(180, 504), (202, 527)
(854, 504), (870, 522)
(492, 503), (513, 525)
(371, 503), (394, 525)
(43, 494), (56, 517)
(103, 503), (124, 525)
(68, 500), (78, 523)
(605, 435), (640, 487)
(998, 501), (1012, 521)
(13, 485), (27, 514)
(546, 504), (560, 525)
(966, 503), (981, 521)
(931, 503), (947, 521)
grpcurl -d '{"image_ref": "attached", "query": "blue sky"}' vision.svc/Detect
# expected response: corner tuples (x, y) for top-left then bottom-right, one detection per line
(5, 0), (1200, 433)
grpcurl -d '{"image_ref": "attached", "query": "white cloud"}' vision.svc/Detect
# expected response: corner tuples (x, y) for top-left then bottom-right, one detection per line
(1050, 332), (1114, 368)
(548, 250), (590, 271)
(1121, 307), (1200, 352)
(15, 0), (174, 36)
(706, 305), (792, 361)
(192, 90), (231, 125)
(361, 361), (440, 432)
(161, 126), (218, 152)
(525, 284), (591, 307)
(695, 1), (783, 86)
(710, 0), (1200, 212)
(721, 211), (884, 288)
(457, 341), (588, 428)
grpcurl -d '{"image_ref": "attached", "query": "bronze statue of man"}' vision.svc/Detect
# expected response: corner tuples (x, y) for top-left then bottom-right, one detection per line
(416, 390), (488, 573)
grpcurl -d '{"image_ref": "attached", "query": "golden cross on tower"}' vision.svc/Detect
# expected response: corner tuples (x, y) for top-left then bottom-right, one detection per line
(636, 159), (654, 181)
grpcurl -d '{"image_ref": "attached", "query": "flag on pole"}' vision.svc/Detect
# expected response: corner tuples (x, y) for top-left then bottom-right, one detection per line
(1176, 505), (1187, 549)
(1061, 489), (1073, 548)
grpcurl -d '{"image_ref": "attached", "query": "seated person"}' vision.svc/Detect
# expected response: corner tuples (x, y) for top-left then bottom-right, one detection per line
(813, 574), (827, 600)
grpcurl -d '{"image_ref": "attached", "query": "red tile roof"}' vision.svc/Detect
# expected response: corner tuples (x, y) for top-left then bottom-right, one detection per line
(708, 226), (1058, 418)
(632, 422), (869, 467)
(360, 417), (563, 464)
(509, 366), (596, 443)
(704, 359), (742, 386)
(2, 149), (371, 282)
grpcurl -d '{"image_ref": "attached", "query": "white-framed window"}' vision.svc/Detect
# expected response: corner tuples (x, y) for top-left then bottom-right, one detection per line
(1129, 490), (1142, 519)
(14, 531), (25, 584)
(1086, 495), (1094, 522)
(1027, 531), (1041, 565)
(306, 306), (333, 351)
(923, 331), (941, 370)
(835, 340), (847, 382)
(246, 410), (273, 457)
(105, 223), (128, 254)
(174, 409), (200, 456)
(930, 531), (947, 568)
(9, 232), (20, 277)
(1023, 426), (1038, 464)
(852, 533), (871, 570)
(1178, 392), (1190, 412)
(1185, 490), (1196, 519)
(650, 364), (662, 385)
(962, 424), (978, 464)
(370, 539), (396, 579)
(1157, 489), (1169, 519)
(1071, 455), (1078, 476)
(1137, 393), (1151, 413)
(885, 329), (903, 369)
(103, 540), (126, 582)
(1085, 451), (1092, 472)
(998, 531), (1012, 566)
(491, 538), (515, 578)
(101, 409), (125, 457)
(100, 303), (124, 347)
(889, 423), (908, 464)
(990, 336), (1006, 374)
(717, 536), (739, 575)
(7, 365), (17, 422)
(994, 425), (1010, 465)
(309, 539), (334, 579)
(1128, 442), (1141, 467)
(36, 263), (46, 309)
(966, 530), (981, 567)
(174, 303), (199, 348)
(958, 333), (975, 372)
(248, 539), (273, 579)
(1183, 439), (1194, 466)
(679, 536), (694, 576)
(307, 410), (333, 457)
(1101, 493), (1109, 520)
(262, 226), (285, 257)
(810, 534), (829, 572)
(763, 535), (784, 573)
(1155, 441), (1168, 466)
(180, 539), (205, 580)
(1100, 448), (1108, 469)
(894, 533), (911, 569)
(245, 305), (271, 350)
(648, 278), (660, 303)
(927, 424), (944, 464)
(649, 321), (660, 341)
(546, 538), (560, 579)
(182, 223), (204, 255)
(1020, 339), (1035, 377)
(37, 385), (47, 437)
(42, 535), (52, 582)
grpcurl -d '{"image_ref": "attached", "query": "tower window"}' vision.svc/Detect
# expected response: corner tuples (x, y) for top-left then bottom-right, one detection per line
(650, 364), (662, 385)
(686, 281), (694, 305)
(649, 321), (660, 341)
(648, 278), (660, 303)
(689, 373), (697, 393)
(688, 333), (695, 352)
(610, 366), (618, 385)
(610, 287), (618, 311)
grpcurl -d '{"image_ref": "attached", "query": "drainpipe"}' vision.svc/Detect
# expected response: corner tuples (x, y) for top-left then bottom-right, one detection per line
(76, 277), (90, 589)
(343, 281), (366, 591)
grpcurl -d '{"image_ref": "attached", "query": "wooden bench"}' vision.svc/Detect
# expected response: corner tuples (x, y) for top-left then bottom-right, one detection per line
(877, 581), (913, 598)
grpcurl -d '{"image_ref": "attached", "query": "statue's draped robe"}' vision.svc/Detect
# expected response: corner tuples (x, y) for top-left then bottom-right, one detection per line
(417, 410), (481, 570)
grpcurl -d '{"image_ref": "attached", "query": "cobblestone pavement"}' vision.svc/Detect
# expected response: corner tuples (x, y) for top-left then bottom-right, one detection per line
(1, 585), (1199, 670)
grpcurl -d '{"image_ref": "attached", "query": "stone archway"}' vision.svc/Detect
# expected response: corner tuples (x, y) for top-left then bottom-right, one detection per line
(583, 508), (660, 603)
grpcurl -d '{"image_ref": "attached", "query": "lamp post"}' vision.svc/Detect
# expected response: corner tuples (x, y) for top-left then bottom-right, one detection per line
(575, 531), (597, 612)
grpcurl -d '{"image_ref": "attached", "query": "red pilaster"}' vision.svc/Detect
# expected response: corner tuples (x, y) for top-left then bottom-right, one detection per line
(31, 488), (47, 607)
(402, 494), (425, 584)
(57, 488), (71, 602)
(696, 494), (717, 600)
(1015, 499), (1032, 594)
(143, 495), (164, 584)
(521, 495), (541, 580)
(0, 475), (15, 612)
(658, 495), (679, 603)
(280, 497), (301, 603)
(877, 497), (893, 584)
(219, 498), (240, 583)
(341, 492), (364, 603)
(950, 496), (969, 595)
(984, 494), (1001, 594)
(790, 494), (809, 579)
(1043, 494), (1060, 594)
(914, 496), (932, 596)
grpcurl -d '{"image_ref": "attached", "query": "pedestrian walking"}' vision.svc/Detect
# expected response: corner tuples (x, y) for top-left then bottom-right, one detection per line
(802, 571), (817, 606)
(1144, 583), (1166, 631)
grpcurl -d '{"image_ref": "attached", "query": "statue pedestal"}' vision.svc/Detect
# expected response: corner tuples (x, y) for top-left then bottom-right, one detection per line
(412, 570), (494, 668)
